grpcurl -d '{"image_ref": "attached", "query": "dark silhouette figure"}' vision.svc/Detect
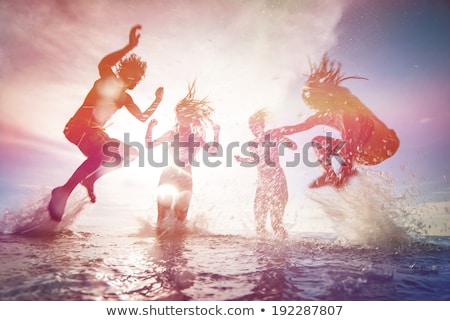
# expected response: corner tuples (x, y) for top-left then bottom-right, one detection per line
(48, 25), (164, 221)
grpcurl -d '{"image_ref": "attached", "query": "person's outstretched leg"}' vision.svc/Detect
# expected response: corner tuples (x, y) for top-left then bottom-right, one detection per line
(254, 187), (269, 238)
(48, 152), (103, 221)
(335, 141), (357, 187)
(270, 179), (288, 239)
(173, 190), (192, 222)
(270, 202), (288, 239)
(309, 136), (342, 188)
(81, 166), (116, 203)
(81, 143), (138, 203)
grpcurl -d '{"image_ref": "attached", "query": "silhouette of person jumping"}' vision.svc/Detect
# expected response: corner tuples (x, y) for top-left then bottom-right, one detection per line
(145, 82), (220, 233)
(235, 109), (298, 238)
(293, 54), (400, 188)
(48, 25), (164, 221)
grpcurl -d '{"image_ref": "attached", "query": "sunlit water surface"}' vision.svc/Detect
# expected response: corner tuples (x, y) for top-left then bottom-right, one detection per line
(1, 175), (449, 301)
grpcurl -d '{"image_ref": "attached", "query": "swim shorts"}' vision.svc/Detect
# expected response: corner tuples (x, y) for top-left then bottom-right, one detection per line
(64, 120), (119, 157)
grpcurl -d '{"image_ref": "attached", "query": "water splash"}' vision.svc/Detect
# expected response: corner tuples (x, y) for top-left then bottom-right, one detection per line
(0, 186), (92, 236)
(308, 169), (421, 249)
(131, 210), (210, 239)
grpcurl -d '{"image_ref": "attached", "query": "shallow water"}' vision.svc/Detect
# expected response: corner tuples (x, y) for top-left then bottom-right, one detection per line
(0, 229), (449, 301)
(0, 179), (449, 301)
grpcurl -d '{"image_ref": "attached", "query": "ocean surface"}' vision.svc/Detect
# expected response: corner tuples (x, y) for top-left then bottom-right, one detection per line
(0, 177), (449, 301)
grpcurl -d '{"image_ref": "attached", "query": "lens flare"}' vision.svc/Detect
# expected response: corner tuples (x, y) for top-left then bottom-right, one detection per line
(156, 184), (178, 208)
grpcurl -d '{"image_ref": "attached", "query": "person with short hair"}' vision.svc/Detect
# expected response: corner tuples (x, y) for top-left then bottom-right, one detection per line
(48, 25), (164, 221)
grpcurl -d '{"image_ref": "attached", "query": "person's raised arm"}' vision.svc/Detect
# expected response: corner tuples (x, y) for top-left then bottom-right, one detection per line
(213, 123), (221, 144)
(98, 25), (142, 78)
(125, 87), (164, 122)
(279, 136), (298, 150)
(234, 155), (254, 163)
(203, 123), (221, 154)
(276, 115), (318, 136)
(234, 140), (258, 165)
(145, 119), (174, 148)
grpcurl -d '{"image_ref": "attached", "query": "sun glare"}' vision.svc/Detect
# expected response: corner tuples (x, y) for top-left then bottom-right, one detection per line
(156, 184), (178, 208)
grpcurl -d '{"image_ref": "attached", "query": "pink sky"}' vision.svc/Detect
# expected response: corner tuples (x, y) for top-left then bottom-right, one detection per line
(0, 0), (448, 235)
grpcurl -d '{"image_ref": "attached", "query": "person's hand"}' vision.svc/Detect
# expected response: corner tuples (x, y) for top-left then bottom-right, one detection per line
(203, 142), (218, 155)
(155, 87), (164, 102)
(208, 145), (218, 155)
(148, 119), (158, 128)
(281, 138), (298, 151)
(285, 141), (298, 151)
(129, 25), (142, 48)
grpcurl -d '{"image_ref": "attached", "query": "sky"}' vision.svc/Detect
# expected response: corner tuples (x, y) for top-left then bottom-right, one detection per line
(0, 0), (449, 235)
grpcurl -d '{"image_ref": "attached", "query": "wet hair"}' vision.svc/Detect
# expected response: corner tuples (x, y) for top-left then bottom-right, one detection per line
(117, 53), (147, 81)
(175, 81), (214, 135)
(307, 53), (367, 87)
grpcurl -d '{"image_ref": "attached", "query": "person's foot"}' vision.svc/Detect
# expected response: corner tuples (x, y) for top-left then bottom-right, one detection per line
(274, 227), (288, 239)
(256, 228), (269, 239)
(48, 187), (70, 222)
(309, 172), (338, 188)
(81, 179), (96, 203)
(175, 209), (188, 222)
(335, 168), (358, 187)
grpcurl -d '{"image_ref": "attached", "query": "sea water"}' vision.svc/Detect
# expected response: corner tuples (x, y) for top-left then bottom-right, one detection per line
(0, 174), (449, 301)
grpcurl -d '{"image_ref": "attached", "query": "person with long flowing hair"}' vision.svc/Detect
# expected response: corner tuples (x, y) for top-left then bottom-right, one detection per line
(294, 54), (399, 188)
(145, 82), (220, 233)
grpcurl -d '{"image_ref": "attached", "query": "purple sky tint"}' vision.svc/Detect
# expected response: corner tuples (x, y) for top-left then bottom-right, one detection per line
(0, 0), (448, 211)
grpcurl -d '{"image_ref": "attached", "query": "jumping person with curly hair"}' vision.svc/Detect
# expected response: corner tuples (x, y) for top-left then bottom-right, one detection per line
(48, 25), (164, 221)
(145, 81), (220, 233)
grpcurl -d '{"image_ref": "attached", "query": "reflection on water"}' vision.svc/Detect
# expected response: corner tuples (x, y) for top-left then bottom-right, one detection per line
(145, 236), (193, 300)
(0, 182), (449, 301)
(0, 231), (449, 300)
